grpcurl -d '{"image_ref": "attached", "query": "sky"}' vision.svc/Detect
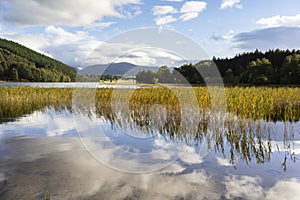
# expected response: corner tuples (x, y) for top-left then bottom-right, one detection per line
(0, 0), (300, 67)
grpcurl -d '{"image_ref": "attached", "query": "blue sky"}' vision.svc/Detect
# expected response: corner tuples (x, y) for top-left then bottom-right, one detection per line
(0, 0), (300, 67)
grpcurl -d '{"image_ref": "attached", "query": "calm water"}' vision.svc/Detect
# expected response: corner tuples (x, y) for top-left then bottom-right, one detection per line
(0, 82), (143, 89)
(0, 86), (300, 199)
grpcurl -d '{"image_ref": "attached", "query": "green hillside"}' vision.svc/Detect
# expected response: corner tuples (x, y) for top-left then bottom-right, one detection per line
(0, 38), (76, 82)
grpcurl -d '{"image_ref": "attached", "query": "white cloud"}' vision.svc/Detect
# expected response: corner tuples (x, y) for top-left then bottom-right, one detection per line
(180, 146), (203, 164)
(223, 30), (235, 40)
(0, 108), (75, 138)
(45, 26), (89, 45)
(265, 179), (300, 200)
(256, 14), (300, 28)
(86, 22), (116, 31)
(223, 175), (264, 199)
(0, 0), (141, 27)
(179, 1), (207, 21)
(161, 0), (183, 2)
(220, 0), (242, 10)
(152, 1), (206, 25)
(2, 27), (188, 67)
(118, 5), (142, 18)
(180, 1), (207, 13)
(152, 6), (177, 16)
(216, 157), (232, 166)
(155, 15), (177, 26)
(0, 33), (51, 56)
(87, 44), (185, 67)
(179, 12), (200, 21)
(212, 30), (235, 41)
(223, 175), (300, 200)
(43, 26), (103, 66)
(1, 25), (102, 66)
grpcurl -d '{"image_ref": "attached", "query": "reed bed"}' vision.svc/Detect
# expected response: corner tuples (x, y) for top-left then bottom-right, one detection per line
(0, 86), (298, 165)
(0, 86), (299, 122)
(0, 87), (72, 122)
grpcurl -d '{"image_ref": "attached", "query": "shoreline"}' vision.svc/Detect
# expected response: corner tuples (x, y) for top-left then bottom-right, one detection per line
(0, 81), (300, 88)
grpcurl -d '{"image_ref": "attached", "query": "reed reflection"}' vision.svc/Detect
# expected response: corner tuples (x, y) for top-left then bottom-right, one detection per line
(0, 87), (298, 169)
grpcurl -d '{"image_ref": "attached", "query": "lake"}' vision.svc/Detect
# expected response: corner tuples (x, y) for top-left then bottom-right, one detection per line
(0, 84), (300, 199)
(0, 82), (143, 89)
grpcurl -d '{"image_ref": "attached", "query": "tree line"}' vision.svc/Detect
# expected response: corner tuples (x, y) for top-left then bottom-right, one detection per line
(136, 49), (300, 85)
(76, 74), (122, 82)
(0, 38), (76, 82)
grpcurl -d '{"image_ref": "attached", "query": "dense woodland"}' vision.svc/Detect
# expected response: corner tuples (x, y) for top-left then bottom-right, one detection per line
(137, 49), (300, 85)
(0, 38), (76, 82)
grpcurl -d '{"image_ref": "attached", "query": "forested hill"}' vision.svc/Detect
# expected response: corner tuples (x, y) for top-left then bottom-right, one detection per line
(0, 38), (76, 82)
(213, 49), (300, 85)
(136, 49), (300, 85)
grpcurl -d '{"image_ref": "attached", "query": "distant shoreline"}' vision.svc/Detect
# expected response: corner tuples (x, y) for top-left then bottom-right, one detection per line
(0, 81), (300, 88)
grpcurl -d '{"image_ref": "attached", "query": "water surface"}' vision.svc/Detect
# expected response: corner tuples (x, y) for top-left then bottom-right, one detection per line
(0, 86), (300, 199)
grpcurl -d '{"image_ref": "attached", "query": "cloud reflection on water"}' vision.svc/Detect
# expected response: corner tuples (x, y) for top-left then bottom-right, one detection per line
(0, 105), (300, 199)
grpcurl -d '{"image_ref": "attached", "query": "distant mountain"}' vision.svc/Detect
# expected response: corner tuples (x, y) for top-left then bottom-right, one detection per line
(0, 38), (76, 82)
(79, 62), (162, 75)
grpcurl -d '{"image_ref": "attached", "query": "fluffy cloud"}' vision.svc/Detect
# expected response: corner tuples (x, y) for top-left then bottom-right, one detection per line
(1, 26), (102, 66)
(1, 26), (194, 67)
(220, 0), (242, 10)
(0, 0), (141, 27)
(0, 33), (51, 56)
(152, 6), (177, 16)
(152, 6), (177, 26)
(256, 14), (300, 28)
(154, 15), (177, 26)
(84, 22), (116, 31)
(86, 43), (186, 67)
(223, 175), (264, 199)
(179, 12), (200, 22)
(0, 108), (75, 138)
(223, 175), (300, 200)
(45, 26), (90, 45)
(43, 26), (102, 66)
(211, 30), (235, 41)
(161, 0), (183, 2)
(152, 1), (207, 25)
(265, 179), (300, 200)
(179, 1), (207, 21)
(216, 157), (233, 167)
(180, 1), (207, 13)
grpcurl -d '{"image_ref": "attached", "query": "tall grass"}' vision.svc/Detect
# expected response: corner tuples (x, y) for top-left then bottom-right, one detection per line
(0, 86), (299, 122)
(0, 87), (72, 123)
(225, 87), (300, 121)
(0, 86), (298, 166)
